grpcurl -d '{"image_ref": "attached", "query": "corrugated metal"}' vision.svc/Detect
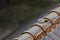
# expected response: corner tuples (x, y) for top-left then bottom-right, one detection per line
(43, 23), (60, 40)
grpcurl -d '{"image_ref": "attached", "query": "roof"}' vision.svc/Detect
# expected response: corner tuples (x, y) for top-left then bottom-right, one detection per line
(43, 23), (60, 40)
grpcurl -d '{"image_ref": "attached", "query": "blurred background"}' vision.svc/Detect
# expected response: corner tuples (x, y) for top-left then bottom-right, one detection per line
(0, 0), (59, 40)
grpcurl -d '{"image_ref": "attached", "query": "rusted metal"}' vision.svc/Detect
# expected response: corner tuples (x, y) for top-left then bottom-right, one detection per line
(44, 12), (59, 24)
(50, 6), (60, 15)
(14, 33), (34, 40)
(24, 25), (43, 38)
(13, 5), (60, 40)
(13, 25), (43, 40)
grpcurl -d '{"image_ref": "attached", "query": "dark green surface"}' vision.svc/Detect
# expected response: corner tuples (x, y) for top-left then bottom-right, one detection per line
(0, 0), (59, 40)
(0, 0), (59, 30)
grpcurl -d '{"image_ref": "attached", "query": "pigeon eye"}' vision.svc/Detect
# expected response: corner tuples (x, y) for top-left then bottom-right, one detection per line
(44, 20), (48, 22)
